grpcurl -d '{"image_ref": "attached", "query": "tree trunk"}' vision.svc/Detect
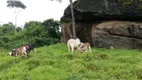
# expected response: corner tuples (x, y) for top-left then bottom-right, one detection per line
(14, 15), (17, 35)
(69, 0), (76, 39)
(13, 8), (22, 35)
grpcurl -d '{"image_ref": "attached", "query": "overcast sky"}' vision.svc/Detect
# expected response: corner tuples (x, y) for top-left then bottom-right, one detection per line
(0, 0), (74, 26)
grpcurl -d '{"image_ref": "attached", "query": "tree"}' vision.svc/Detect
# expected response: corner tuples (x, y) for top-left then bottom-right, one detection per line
(7, 0), (26, 34)
(69, 0), (76, 39)
(51, 0), (76, 39)
(23, 20), (60, 47)
(42, 19), (61, 38)
(0, 22), (15, 35)
(16, 27), (22, 32)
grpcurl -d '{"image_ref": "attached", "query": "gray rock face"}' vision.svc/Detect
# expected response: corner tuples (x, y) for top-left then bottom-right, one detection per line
(61, 0), (142, 21)
(92, 21), (142, 49)
(61, 0), (142, 49)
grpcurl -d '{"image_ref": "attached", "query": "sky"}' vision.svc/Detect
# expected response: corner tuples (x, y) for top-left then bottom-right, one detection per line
(0, 0), (74, 27)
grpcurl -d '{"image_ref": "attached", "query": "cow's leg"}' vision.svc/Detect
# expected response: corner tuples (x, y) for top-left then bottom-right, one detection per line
(15, 51), (19, 57)
(88, 44), (92, 53)
(85, 47), (88, 52)
(24, 51), (29, 58)
(67, 44), (71, 52)
(21, 47), (27, 58)
(21, 53), (25, 57)
(15, 53), (17, 57)
(26, 54), (29, 58)
(71, 47), (74, 54)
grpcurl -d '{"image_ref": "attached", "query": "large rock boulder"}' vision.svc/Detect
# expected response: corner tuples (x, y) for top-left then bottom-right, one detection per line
(61, 0), (142, 21)
(92, 21), (142, 49)
(61, 0), (142, 49)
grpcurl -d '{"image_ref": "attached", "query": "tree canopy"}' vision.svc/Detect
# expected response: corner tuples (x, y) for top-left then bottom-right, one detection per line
(7, 0), (26, 9)
(0, 19), (61, 49)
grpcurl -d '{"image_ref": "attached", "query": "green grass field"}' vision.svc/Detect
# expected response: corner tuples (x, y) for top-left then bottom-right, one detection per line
(0, 43), (142, 80)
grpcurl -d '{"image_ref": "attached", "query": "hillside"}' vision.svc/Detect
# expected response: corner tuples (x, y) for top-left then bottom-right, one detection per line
(0, 43), (142, 80)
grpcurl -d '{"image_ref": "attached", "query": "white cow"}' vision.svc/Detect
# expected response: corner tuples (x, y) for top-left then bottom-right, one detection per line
(67, 38), (81, 54)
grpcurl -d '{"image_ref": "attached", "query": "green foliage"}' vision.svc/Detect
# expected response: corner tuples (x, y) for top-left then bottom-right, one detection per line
(0, 43), (142, 80)
(0, 19), (61, 49)
(0, 22), (15, 35)
(117, 0), (133, 6)
(117, 0), (142, 10)
(73, 0), (80, 8)
(16, 27), (22, 32)
(7, 0), (26, 9)
(42, 19), (61, 38)
(22, 19), (61, 47)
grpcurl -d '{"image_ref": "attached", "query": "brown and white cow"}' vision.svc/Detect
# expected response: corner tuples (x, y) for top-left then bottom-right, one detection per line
(77, 42), (92, 53)
(9, 44), (34, 58)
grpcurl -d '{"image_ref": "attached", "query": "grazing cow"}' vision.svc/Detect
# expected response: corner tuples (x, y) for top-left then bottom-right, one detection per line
(9, 44), (34, 58)
(77, 42), (92, 53)
(67, 38), (81, 53)
(11, 46), (28, 57)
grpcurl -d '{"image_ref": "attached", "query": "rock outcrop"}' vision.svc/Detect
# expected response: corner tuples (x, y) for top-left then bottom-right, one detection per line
(61, 0), (142, 21)
(61, 0), (142, 49)
(92, 21), (142, 49)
